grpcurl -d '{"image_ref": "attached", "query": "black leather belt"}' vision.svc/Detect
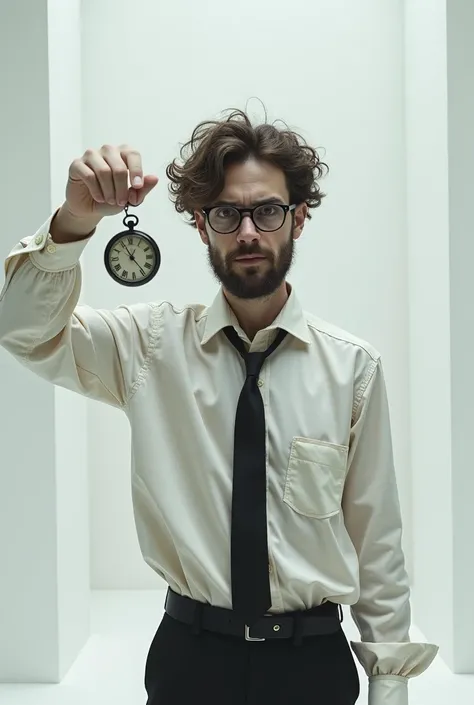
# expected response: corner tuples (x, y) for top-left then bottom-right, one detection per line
(164, 588), (343, 643)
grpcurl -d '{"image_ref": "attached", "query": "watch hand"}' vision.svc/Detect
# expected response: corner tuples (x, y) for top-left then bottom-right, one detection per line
(135, 260), (146, 277)
(122, 243), (134, 258)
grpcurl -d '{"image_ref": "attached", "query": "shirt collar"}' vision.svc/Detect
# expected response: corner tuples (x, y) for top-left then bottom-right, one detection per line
(200, 283), (312, 347)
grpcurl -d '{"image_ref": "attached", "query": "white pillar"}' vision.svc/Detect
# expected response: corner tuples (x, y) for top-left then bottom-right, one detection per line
(406, 0), (474, 672)
(0, 0), (89, 683)
(445, 0), (474, 674)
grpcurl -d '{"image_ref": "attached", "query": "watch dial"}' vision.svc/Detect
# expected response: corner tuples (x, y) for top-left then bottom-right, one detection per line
(108, 233), (157, 283)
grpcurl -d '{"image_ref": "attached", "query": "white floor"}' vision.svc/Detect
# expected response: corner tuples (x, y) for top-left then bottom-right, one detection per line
(0, 590), (473, 704)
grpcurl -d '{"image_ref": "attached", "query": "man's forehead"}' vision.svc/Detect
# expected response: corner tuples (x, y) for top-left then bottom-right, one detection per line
(222, 159), (287, 185)
(214, 159), (289, 205)
(212, 194), (287, 207)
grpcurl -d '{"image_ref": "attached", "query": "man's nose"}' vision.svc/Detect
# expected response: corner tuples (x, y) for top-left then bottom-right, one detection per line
(237, 213), (260, 241)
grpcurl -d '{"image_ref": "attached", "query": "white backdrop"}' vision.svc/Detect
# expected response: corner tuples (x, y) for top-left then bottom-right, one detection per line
(2, 0), (473, 684)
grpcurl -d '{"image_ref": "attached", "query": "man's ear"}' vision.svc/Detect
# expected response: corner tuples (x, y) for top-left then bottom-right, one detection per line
(195, 210), (209, 245)
(293, 203), (308, 240)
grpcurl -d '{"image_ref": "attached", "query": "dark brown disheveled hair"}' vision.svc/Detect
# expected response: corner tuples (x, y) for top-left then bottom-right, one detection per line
(166, 108), (329, 228)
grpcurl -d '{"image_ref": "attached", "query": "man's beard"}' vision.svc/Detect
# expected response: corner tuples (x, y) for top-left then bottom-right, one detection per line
(206, 231), (296, 300)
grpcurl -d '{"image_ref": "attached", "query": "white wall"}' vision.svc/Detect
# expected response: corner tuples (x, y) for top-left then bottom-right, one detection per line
(405, 0), (453, 665)
(446, 1), (474, 672)
(48, 0), (91, 680)
(0, 0), (89, 683)
(81, 0), (413, 593)
(406, 0), (474, 672)
(7, 0), (473, 684)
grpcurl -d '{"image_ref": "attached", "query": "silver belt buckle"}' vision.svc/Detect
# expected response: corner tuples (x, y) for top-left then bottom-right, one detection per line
(245, 624), (266, 641)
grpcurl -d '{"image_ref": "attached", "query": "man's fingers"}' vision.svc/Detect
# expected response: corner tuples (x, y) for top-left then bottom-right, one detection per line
(84, 151), (116, 203)
(128, 174), (159, 206)
(121, 146), (144, 188)
(69, 160), (106, 203)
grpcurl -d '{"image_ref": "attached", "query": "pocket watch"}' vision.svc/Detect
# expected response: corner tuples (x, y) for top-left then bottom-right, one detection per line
(104, 205), (161, 286)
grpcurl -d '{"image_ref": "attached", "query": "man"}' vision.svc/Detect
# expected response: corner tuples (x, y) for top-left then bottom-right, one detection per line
(0, 108), (438, 704)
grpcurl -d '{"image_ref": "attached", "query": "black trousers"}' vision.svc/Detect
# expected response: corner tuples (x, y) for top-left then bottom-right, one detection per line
(144, 611), (361, 704)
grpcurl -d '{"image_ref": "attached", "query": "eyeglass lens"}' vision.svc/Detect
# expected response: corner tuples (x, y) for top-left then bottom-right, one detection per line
(209, 204), (285, 233)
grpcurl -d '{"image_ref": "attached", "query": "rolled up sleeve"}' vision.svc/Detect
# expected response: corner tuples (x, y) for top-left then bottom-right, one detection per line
(342, 359), (439, 705)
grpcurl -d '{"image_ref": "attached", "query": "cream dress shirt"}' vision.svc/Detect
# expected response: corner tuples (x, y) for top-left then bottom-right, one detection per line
(0, 213), (439, 704)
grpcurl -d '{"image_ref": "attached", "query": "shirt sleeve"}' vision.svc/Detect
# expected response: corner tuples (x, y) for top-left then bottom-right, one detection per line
(0, 212), (158, 409)
(342, 358), (439, 705)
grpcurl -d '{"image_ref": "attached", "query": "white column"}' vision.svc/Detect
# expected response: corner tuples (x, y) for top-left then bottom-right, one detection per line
(0, 0), (89, 683)
(406, 0), (474, 672)
(445, 0), (474, 674)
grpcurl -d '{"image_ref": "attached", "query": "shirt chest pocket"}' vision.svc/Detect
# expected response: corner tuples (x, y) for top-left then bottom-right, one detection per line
(283, 437), (349, 519)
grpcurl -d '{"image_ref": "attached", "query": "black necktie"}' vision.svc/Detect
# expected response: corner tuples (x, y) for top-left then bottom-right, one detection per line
(223, 325), (288, 626)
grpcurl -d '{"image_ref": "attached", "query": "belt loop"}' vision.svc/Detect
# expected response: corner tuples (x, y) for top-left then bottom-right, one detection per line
(292, 612), (304, 647)
(191, 601), (203, 636)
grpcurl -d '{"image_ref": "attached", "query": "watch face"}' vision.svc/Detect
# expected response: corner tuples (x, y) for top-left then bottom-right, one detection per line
(104, 230), (161, 286)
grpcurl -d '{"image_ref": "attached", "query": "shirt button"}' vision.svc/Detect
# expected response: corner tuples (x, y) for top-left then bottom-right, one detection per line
(35, 235), (44, 246)
(269, 563), (273, 573)
(258, 379), (264, 387)
(47, 244), (57, 254)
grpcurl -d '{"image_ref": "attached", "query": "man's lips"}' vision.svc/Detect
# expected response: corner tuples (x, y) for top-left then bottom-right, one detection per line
(234, 255), (266, 260)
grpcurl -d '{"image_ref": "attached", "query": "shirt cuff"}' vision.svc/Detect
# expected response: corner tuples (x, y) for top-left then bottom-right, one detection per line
(368, 676), (408, 705)
(25, 210), (93, 272)
(350, 641), (439, 705)
(350, 640), (439, 678)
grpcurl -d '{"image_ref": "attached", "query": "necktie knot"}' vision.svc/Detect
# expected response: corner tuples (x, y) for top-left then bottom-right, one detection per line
(244, 351), (266, 379)
(223, 325), (288, 378)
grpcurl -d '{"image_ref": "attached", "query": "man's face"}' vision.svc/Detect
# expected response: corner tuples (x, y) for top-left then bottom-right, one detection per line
(195, 158), (306, 300)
